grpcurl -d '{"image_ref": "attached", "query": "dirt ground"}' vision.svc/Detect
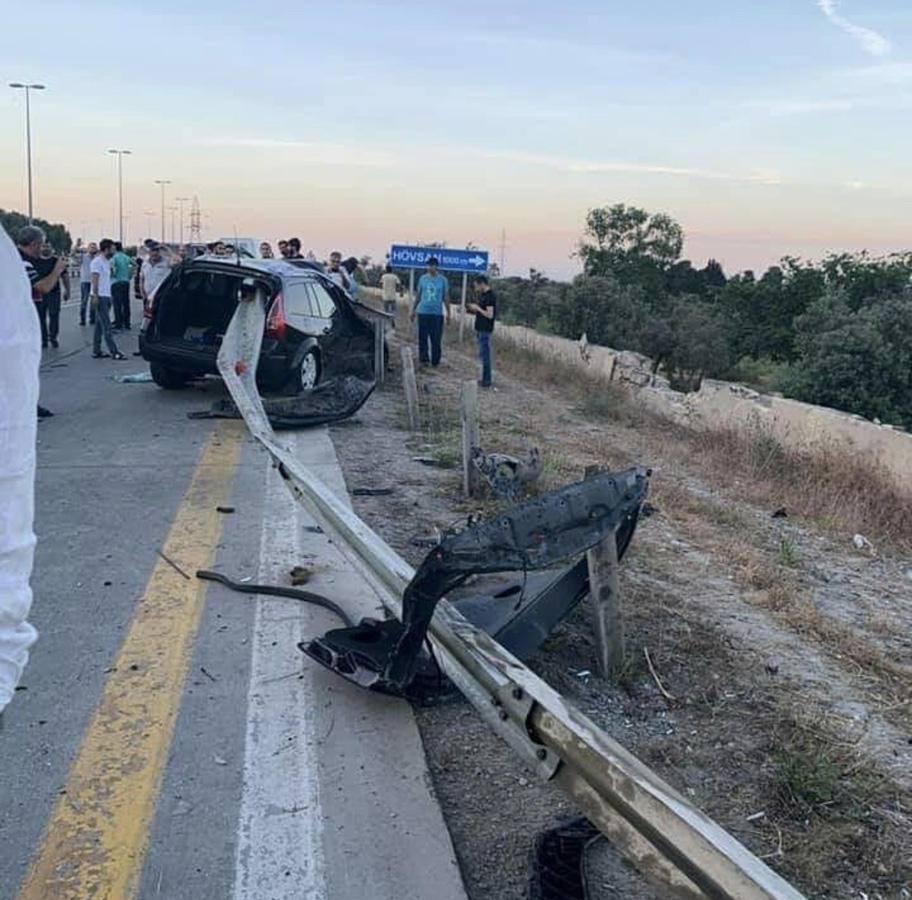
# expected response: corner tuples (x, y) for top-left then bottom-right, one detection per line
(331, 315), (912, 900)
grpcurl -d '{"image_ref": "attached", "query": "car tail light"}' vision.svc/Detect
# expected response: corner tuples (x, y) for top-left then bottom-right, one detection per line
(265, 292), (287, 341)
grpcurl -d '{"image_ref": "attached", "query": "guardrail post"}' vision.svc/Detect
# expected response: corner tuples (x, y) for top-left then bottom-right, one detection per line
(373, 320), (385, 385)
(401, 345), (420, 431)
(585, 465), (624, 676)
(461, 379), (480, 497)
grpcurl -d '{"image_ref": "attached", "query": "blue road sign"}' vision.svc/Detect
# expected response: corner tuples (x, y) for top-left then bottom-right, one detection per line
(389, 244), (489, 274)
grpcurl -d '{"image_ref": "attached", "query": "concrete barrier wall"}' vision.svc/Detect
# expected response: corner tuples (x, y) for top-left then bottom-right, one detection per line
(370, 285), (912, 493)
(487, 318), (912, 494)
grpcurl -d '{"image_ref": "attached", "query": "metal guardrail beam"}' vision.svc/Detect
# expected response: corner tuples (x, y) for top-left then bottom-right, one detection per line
(216, 293), (806, 900)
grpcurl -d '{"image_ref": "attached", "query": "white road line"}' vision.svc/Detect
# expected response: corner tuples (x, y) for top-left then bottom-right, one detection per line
(233, 444), (327, 900)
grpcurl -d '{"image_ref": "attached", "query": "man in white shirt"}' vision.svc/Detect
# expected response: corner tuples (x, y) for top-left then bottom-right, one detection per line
(90, 239), (125, 359)
(140, 242), (171, 308)
(380, 264), (400, 315)
(325, 251), (352, 291)
(77, 240), (98, 326)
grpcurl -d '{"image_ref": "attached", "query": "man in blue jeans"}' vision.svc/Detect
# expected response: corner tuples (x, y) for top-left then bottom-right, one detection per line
(409, 257), (450, 366)
(466, 275), (496, 387)
(90, 240), (126, 360)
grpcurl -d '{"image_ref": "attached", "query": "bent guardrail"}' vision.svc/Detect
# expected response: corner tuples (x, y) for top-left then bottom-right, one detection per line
(216, 290), (806, 900)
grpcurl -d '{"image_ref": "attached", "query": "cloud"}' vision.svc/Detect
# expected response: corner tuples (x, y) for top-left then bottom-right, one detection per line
(816, 0), (891, 57)
(197, 138), (393, 167)
(473, 149), (783, 185)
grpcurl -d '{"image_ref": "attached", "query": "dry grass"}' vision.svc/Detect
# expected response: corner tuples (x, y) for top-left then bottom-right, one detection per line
(682, 420), (912, 553)
(492, 335), (912, 553)
(725, 537), (912, 703)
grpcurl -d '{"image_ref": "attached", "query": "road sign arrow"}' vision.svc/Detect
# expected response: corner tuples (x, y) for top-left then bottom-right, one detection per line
(469, 255), (485, 267)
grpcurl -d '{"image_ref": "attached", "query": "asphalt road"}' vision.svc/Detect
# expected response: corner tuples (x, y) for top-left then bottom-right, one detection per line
(0, 296), (465, 900)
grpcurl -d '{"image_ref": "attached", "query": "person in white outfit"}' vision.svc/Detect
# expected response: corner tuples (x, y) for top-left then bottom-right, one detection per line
(0, 226), (41, 716)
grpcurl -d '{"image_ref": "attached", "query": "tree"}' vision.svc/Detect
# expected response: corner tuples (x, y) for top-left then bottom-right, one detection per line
(550, 275), (650, 350)
(1, 209), (72, 252)
(784, 290), (912, 428)
(578, 203), (684, 286)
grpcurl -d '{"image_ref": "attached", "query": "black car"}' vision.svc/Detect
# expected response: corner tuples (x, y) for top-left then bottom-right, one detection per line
(139, 257), (377, 392)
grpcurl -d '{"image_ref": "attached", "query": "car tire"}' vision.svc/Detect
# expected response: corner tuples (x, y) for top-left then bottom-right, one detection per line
(291, 348), (321, 393)
(150, 362), (190, 390)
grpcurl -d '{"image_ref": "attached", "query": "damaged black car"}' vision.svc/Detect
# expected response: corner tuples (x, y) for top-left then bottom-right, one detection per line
(139, 257), (380, 394)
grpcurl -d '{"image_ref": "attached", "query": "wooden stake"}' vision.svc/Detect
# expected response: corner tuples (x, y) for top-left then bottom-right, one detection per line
(458, 271), (468, 343)
(585, 465), (625, 677)
(373, 319), (385, 385)
(461, 379), (480, 497)
(401, 345), (420, 431)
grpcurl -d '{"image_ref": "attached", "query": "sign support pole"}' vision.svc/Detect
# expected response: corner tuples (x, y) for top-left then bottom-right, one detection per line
(459, 272), (468, 342)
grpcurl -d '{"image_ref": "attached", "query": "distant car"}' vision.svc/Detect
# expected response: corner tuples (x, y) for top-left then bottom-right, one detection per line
(139, 257), (377, 392)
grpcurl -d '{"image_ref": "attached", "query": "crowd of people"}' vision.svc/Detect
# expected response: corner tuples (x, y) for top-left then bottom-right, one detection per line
(15, 228), (499, 414)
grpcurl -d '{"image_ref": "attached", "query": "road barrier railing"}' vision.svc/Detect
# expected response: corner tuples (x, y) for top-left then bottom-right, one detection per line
(217, 292), (805, 900)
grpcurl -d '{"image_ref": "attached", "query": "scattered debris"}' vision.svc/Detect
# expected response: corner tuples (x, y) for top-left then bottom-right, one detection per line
(529, 817), (601, 900)
(200, 666), (218, 682)
(351, 487), (394, 496)
(213, 754), (228, 766)
(573, 669), (591, 680)
(216, 505), (235, 514)
(195, 569), (353, 625)
(643, 646), (676, 702)
(111, 371), (154, 383)
(852, 533), (875, 553)
(303, 525), (324, 534)
(157, 549), (191, 580)
(771, 507), (788, 519)
(302, 467), (649, 697)
(765, 662), (780, 676)
(746, 811), (767, 823)
(289, 565), (313, 586)
(413, 456), (456, 469)
(410, 535), (440, 548)
(471, 445), (542, 499)
(640, 502), (659, 518)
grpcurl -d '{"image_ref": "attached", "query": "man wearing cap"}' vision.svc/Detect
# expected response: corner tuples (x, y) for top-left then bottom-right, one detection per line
(409, 257), (450, 366)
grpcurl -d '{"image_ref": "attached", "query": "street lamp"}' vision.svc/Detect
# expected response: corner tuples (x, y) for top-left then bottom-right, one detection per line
(174, 196), (190, 246)
(9, 82), (46, 222)
(153, 179), (171, 244)
(107, 149), (132, 244)
(167, 206), (178, 244)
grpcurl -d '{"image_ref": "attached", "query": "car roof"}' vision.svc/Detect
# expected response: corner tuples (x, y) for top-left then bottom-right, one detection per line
(186, 255), (326, 278)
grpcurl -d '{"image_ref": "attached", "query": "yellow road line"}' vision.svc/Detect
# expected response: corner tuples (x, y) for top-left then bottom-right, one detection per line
(18, 422), (245, 900)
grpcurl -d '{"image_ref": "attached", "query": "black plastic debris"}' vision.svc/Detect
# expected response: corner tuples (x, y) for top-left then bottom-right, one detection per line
(529, 817), (601, 900)
(189, 375), (375, 429)
(301, 466), (649, 698)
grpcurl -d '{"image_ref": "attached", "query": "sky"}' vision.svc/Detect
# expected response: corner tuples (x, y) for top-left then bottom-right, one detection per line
(2, 0), (912, 278)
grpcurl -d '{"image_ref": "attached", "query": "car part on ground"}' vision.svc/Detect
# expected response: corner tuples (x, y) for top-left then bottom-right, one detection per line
(195, 569), (354, 626)
(301, 467), (648, 696)
(217, 290), (807, 900)
(528, 817), (602, 900)
(471, 445), (543, 499)
(187, 374), (375, 429)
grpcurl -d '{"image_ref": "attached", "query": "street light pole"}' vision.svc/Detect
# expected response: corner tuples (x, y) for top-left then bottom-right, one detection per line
(108, 149), (132, 244)
(153, 179), (171, 244)
(174, 197), (190, 246)
(9, 82), (46, 223)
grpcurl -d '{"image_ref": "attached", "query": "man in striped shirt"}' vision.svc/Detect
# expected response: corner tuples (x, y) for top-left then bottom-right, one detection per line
(17, 226), (66, 418)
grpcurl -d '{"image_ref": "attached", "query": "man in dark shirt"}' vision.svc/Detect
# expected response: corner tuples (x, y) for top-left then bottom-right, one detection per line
(466, 275), (496, 387)
(35, 243), (69, 348)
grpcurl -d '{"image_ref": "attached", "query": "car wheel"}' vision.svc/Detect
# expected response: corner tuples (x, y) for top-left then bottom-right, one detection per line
(295, 349), (320, 392)
(150, 362), (190, 390)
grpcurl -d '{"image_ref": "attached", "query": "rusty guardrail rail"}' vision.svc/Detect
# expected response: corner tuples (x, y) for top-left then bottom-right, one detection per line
(217, 291), (805, 900)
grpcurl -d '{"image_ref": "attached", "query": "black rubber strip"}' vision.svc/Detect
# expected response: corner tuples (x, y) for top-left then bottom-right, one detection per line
(196, 569), (354, 627)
